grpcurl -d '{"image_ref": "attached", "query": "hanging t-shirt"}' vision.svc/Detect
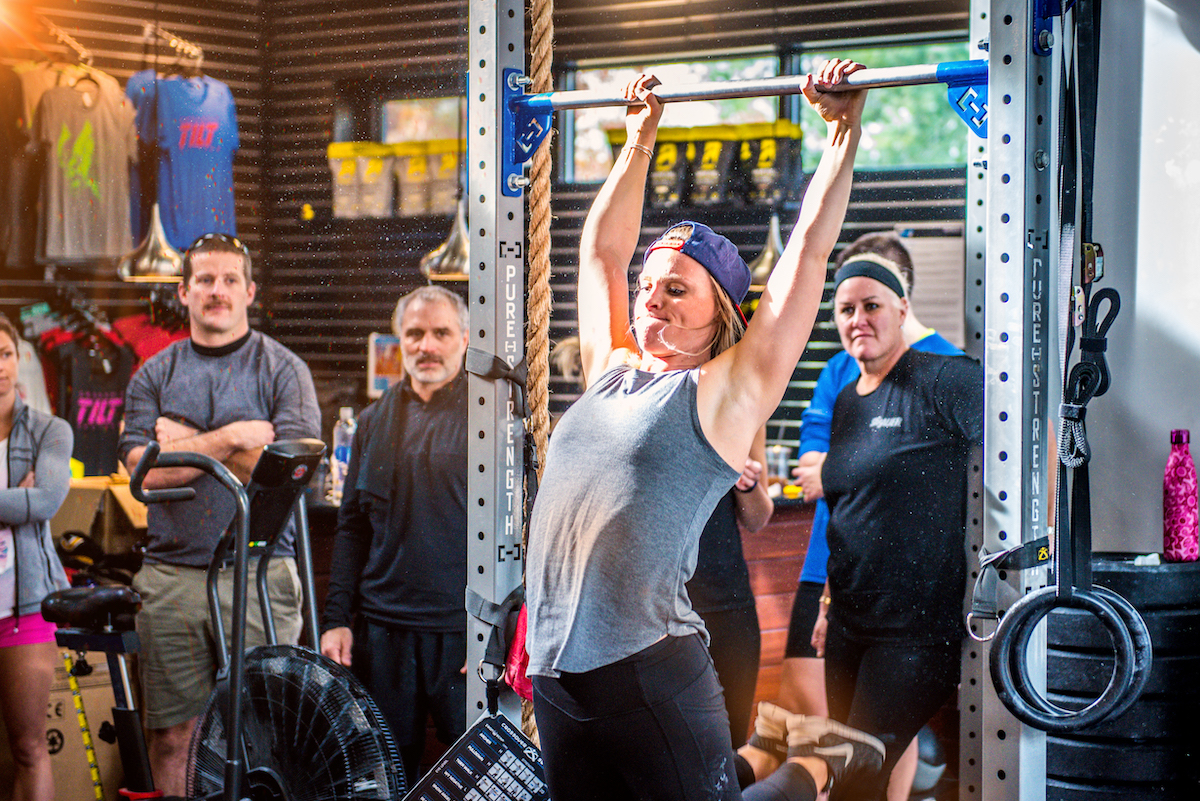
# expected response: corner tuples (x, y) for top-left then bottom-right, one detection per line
(15, 62), (122, 130)
(1, 66), (23, 266)
(33, 81), (136, 262)
(48, 338), (136, 476)
(126, 71), (238, 249)
(0, 438), (13, 618)
(111, 313), (190, 366)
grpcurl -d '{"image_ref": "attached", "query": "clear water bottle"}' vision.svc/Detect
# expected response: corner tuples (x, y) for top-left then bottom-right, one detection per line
(1163, 429), (1199, 562)
(330, 406), (357, 505)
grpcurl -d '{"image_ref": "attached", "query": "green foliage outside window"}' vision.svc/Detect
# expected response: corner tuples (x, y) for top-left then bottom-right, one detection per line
(568, 41), (974, 181)
(800, 42), (974, 169)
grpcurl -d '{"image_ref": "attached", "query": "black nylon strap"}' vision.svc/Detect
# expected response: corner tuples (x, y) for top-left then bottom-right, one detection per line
(970, 538), (1053, 625)
(464, 584), (525, 715)
(1075, 0), (1103, 244)
(465, 347), (530, 418)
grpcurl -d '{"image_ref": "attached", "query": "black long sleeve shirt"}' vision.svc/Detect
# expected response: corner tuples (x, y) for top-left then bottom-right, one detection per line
(321, 372), (468, 633)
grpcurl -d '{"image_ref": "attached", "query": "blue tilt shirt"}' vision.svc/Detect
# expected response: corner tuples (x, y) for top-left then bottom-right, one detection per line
(798, 330), (961, 584)
(126, 71), (238, 249)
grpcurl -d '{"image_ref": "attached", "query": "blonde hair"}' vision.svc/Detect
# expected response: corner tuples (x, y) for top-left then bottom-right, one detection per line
(707, 274), (745, 358)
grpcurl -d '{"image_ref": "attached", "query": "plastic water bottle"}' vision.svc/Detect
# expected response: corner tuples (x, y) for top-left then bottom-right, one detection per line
(330, 407), (357, 505)
(1163, 429), (1199, 562)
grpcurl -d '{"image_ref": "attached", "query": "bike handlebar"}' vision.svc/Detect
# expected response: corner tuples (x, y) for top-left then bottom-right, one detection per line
(129, 440), (244, 504)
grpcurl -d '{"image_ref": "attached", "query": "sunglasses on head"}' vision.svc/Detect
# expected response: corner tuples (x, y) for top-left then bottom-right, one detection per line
(186, 232), (249, 257)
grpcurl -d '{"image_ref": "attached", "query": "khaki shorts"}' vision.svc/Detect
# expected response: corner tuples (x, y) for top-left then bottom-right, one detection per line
(133, 557), (303, 729)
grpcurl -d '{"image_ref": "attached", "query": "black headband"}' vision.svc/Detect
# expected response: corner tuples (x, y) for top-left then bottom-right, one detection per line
(833, 257), (906, 299)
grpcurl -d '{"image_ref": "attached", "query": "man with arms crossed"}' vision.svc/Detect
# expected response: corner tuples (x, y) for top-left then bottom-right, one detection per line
(119, 234), (320, 795)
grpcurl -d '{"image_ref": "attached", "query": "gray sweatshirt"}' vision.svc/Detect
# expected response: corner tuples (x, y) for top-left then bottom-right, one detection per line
(1, 395), (72, 619)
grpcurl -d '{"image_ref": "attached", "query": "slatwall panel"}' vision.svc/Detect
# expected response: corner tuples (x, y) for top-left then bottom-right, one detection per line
(546, 167), (967, 450)
(0, 0), (263, 319)
(553, 0), (970, 64)
(259, 0), (469, 386)
(259, 1), (969, 397)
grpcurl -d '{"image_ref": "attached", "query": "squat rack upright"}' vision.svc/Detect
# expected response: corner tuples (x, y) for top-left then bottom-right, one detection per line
(464, 2), (1056, 799)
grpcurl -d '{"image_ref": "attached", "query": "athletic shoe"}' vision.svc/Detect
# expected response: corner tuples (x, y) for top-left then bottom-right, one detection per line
(785, 715), (885, 792)
(745, 701), (790, 761)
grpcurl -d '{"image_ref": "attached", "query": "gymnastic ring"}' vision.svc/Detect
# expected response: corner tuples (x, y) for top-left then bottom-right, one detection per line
(989, 584), (1149, 732)
(991, 587), (1129, 730)
(1008, 585), (1152, 726)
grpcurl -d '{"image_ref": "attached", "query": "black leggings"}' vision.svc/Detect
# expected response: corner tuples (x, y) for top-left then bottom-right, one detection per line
(823, 623), (960, 801)
(531, 634), (819, 801)
(702, 604), (761, 748)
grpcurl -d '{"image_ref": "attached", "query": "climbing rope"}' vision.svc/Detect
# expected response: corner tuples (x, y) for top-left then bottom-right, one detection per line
(522, 0), (554, 744)
(527, 0), (554, 488)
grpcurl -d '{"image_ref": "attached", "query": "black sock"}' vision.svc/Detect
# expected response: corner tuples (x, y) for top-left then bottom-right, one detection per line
(734, 752), (756, 789)
(741, 761), (820, 801)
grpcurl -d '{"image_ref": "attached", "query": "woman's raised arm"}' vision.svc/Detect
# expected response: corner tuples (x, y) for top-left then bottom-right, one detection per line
(577, 75), (663, 385)
(699, 60), (868, 463)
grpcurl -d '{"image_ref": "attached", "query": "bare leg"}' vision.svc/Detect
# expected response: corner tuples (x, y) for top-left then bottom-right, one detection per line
(146, 717), (198, 797)
(777, 657), (828, 717)
(0, 641), (58, 801)
(886, 735), (919, 801)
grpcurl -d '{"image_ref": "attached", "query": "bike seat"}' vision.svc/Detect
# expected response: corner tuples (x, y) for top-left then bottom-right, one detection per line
(41, 586), (141, 631)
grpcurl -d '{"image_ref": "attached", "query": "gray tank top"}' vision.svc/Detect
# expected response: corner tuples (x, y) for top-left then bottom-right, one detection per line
(526, 366), (739, 677)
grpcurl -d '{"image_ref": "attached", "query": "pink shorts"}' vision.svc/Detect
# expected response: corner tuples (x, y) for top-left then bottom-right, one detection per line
(0, 612), (59, 648)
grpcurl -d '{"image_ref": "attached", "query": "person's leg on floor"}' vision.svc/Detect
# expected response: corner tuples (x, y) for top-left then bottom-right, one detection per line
(0, 638), (58, 801)
(821, 622), (865, 726)
(422, 630), (467, 751)
(135, 564), (215, 797)
(778, 582), (829, 716)
(351, 620), (427, 782)
(825, 626), (959, 801)
(886, 736), (920, 801)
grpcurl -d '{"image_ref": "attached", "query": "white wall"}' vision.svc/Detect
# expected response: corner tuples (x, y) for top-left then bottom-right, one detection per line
(1087, 0), (1200, 553)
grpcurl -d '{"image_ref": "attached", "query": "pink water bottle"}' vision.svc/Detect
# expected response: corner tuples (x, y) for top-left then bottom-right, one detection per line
(1163, 429), (1199, 562)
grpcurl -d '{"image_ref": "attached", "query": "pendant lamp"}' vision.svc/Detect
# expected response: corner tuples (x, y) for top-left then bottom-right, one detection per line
(748, 212), (784, 290)
(419, 199), (469, 281)
(118, 202), (183, 282)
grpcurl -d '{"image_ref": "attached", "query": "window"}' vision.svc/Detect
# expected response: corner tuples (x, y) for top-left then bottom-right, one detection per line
(569, 56), (780, 182)
(799, 42), (973, 168)
(564, 42), (972, 180)
(381, 97), (464, 144)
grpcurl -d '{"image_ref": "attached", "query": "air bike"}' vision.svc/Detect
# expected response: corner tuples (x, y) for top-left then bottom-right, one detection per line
(42, 439), (407, 801)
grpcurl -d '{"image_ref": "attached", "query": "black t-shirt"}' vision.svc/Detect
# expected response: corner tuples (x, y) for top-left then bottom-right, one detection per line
(55, 338), (136, 476)
(687, 490), (755, 614)
(323, 373), (469, 633)
(823, 349), (983, 645)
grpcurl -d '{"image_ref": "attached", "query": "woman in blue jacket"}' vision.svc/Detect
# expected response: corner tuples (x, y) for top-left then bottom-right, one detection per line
(0, 312), (73, 801)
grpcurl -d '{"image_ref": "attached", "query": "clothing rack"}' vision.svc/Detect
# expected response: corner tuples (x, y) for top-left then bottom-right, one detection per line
(141, 22), (205, 72)
(34, 14), (93, 66)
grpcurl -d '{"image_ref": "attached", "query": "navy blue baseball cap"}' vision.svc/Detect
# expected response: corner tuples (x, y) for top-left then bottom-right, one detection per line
(644, 222), (752, 314)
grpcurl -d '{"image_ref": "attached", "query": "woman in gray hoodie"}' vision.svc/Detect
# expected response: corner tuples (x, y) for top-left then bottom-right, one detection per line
(0, 312), (72, 801)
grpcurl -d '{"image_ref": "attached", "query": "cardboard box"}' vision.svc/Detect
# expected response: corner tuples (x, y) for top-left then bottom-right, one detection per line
(0, 655), (124, 801)
(51, 478), (147, 556)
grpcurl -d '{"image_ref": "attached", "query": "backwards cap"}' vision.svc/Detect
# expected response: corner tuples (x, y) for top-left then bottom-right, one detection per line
(644, 222), (751, 317)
